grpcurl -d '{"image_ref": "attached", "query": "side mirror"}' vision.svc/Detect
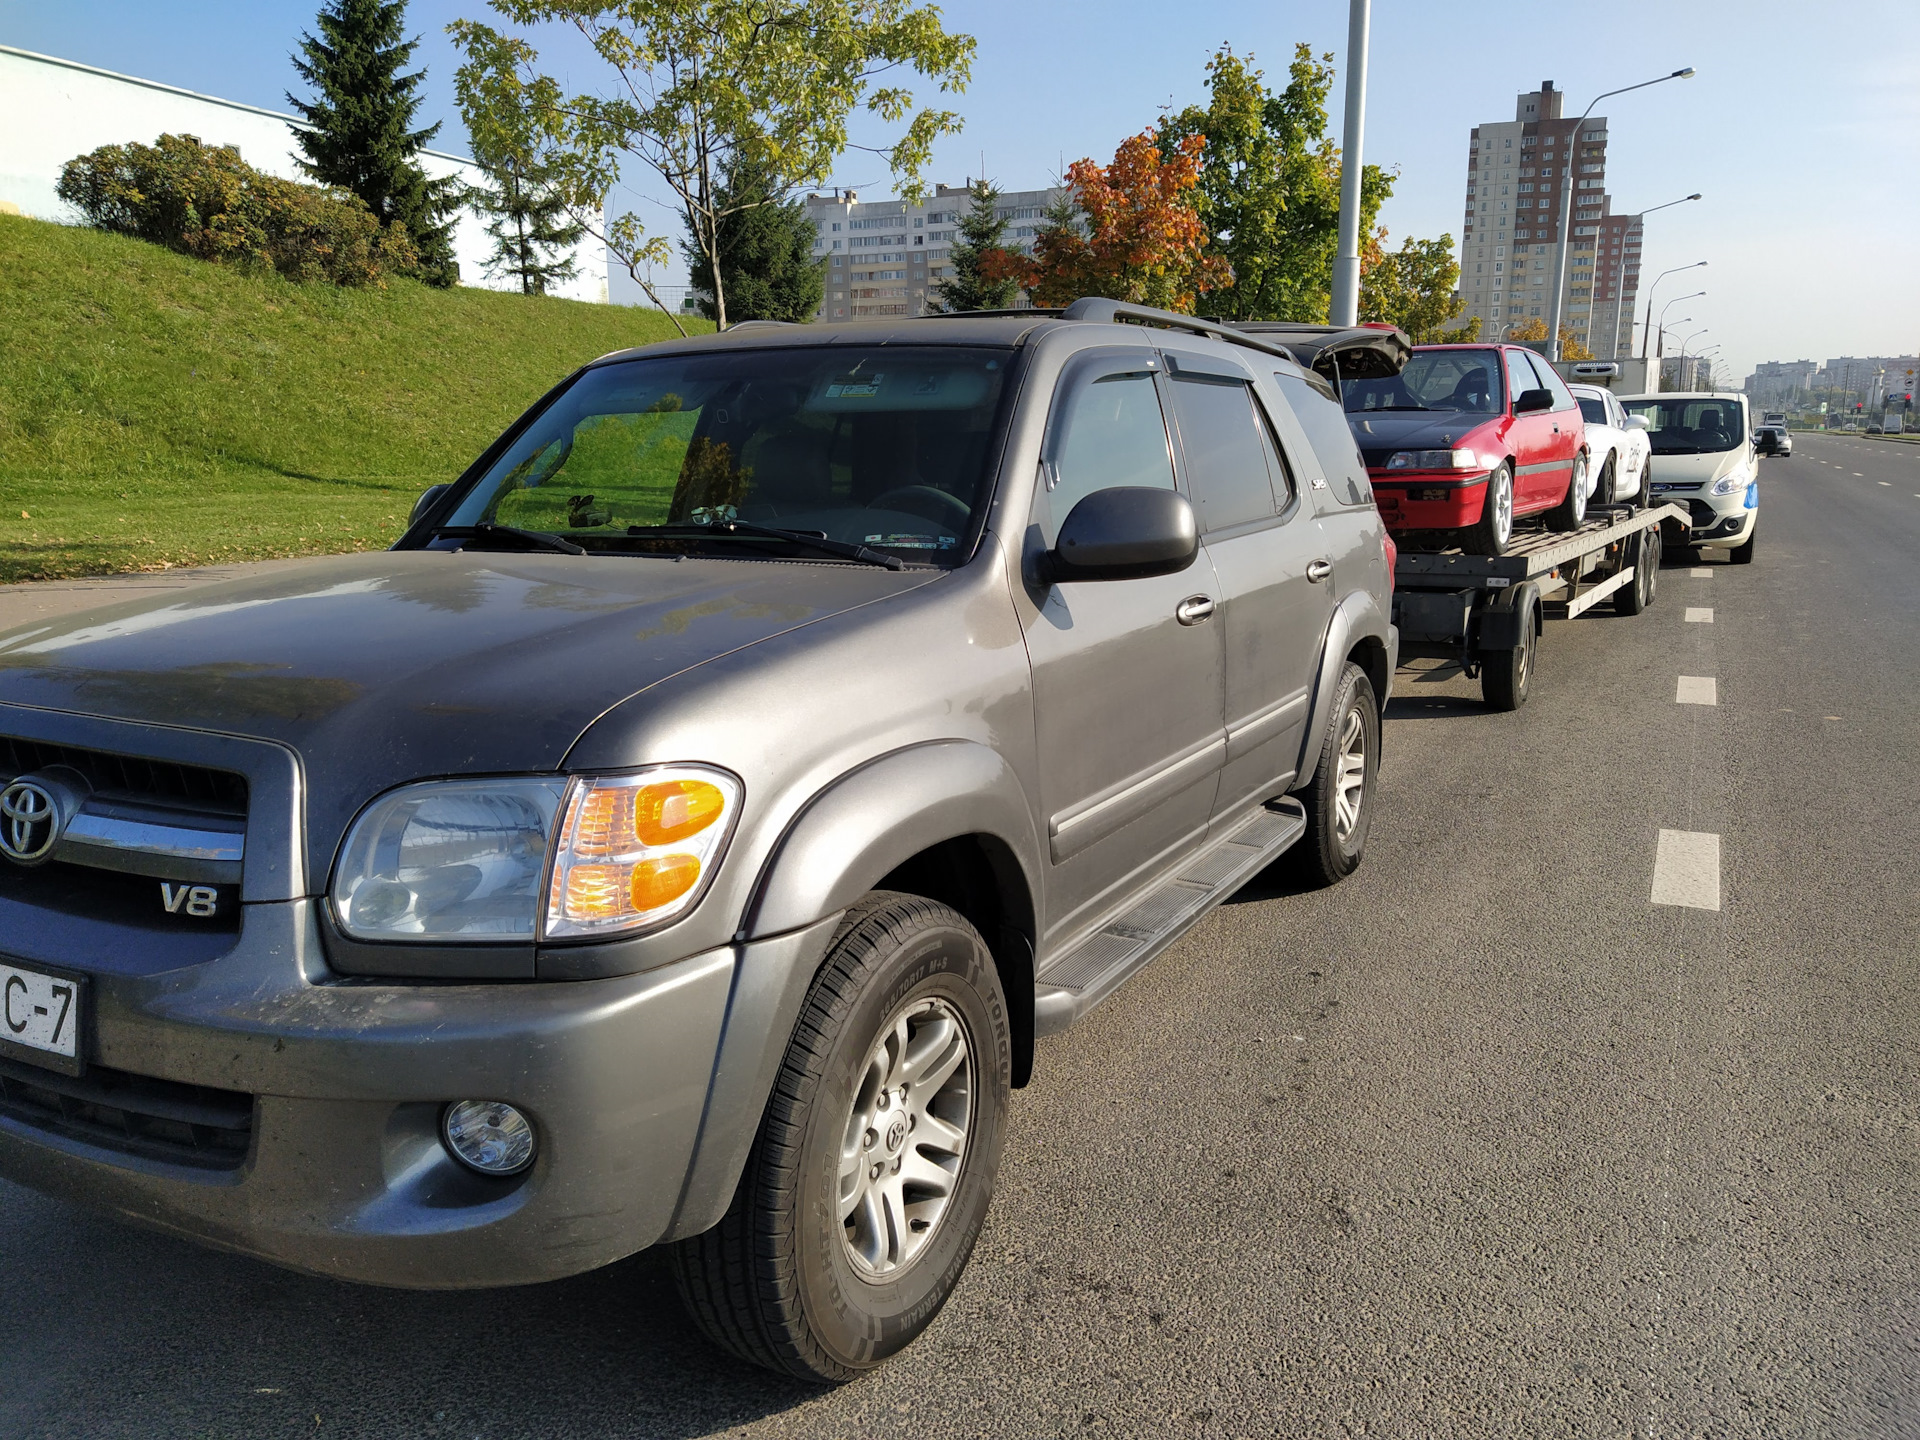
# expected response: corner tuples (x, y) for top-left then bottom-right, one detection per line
(409, 484), (451, 528)
(1043, 487), (1198, 583)
(1622, 414), (1650, 431)
(1514, 388), (1555, 414)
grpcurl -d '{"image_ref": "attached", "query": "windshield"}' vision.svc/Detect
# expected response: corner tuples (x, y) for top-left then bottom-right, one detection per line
(1577, 397), (1609, 426)
(1343, 349), (1501, 415)
(1622, 398), (1745, 455)
(444, 346), (1013, 564)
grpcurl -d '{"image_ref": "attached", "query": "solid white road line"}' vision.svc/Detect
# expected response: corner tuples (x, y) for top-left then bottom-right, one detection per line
(1675, 676), (1717, 706)
(1689, 567), (1712, 578)
(1652, 829), (1721, 911)
(1685, 607), (1713, 623)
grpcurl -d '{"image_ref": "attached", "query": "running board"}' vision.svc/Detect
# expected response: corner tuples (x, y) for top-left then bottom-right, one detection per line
(1032, 797), (1307, 1037)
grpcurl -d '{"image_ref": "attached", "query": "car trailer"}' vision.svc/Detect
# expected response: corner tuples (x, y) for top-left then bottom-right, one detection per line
(1391, 503), (1686, 710)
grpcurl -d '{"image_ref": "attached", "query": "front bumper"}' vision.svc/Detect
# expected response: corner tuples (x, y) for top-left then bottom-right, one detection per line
(1654, 483), (1757, 546)
(1372, 472), (1491, 532)
(0, 898), (777, 1288)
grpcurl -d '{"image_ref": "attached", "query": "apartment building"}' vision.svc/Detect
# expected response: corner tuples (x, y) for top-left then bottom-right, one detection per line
(1456, 81), (1637, 355)
(803, 181), (1061, 320)
(1743, 360), (1820, 409)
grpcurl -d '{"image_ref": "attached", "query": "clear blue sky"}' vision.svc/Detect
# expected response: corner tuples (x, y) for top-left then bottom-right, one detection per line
(5, 0), (1915, 382)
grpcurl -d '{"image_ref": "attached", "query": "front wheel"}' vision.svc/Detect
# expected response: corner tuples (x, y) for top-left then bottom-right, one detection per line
(671, 893), (1011, 1383)
(1593, 454), (1616, 507)
(1289, 662), (1380, 887)
(1545, 451), (1590, 532)
(1729, 523), (1756, 565)
(1465, 463), (1515, 556)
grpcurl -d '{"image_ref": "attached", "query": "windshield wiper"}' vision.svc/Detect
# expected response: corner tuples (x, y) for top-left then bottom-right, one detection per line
(630, 520), (906, 570)
(433, 523), (585, 555)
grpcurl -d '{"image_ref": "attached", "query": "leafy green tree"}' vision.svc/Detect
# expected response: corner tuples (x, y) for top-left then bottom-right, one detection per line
(682, 153), (824, 322)
(467, 135), (585, 295)
(931, 180), (1018, 312)
(450, 0), (975, 332)
(1157, 44), (1392, 322)
(288, 0), (460, 285)
(1359, 233), (1471, 342)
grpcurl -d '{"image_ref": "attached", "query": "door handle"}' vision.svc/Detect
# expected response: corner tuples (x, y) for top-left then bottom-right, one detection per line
(1175, 595), (1215, 626)
(1306, 559), (1332, 583)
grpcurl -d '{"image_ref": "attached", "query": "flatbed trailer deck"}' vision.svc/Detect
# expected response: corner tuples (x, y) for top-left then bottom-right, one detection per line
(1391, 503), (1686, 710)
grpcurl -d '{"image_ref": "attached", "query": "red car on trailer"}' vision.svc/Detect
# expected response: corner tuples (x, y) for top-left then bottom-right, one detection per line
(1340, 344), (1590, 556)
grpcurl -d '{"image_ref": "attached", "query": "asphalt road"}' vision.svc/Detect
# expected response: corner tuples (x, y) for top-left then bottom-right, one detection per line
(2, 435), (1916, 1439)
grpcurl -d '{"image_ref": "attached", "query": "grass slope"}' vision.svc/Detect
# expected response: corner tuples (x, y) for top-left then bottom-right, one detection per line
(0, 215), (703, 583)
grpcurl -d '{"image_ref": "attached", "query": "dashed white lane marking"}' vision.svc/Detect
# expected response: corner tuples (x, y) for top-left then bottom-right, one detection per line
(1854, 472), (1865, 476)
(1652, 829), (1721, 910)
(1880, 481), (1892, 487)
(1689, 567), (1711, 578)
(1676, 676), (1717, 705)
(1685, 607), (1713, 623)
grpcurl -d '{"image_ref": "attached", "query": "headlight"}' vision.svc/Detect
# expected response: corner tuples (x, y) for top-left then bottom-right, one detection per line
(1711, 469), (1751, 495)
(331, 765), (740, 944)
(544, 766), (741, 939)
(333, 778), (567, 941)
(1386, 448), (1481, 471)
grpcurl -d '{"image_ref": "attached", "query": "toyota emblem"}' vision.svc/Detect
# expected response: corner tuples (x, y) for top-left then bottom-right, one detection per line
(0, 778), (62, 864)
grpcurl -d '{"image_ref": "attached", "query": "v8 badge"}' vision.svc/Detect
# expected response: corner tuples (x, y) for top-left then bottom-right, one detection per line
(160, 883), (221, 918)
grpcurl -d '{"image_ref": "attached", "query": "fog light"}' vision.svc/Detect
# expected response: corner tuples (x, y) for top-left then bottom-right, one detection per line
(442, 1100), (535, 1176)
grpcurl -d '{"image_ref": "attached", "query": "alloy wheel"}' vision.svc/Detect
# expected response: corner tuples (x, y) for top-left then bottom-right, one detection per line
(1332, 706), (1368, 843)
(1491, 467), (1514, 547)
(837, 996), (974, 1278)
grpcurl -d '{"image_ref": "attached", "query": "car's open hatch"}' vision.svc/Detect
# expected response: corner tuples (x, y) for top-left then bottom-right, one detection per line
(1226, 322), (1411, 384)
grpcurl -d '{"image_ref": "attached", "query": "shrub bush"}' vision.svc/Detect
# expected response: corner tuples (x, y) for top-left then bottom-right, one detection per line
(56, 133), (420, 286)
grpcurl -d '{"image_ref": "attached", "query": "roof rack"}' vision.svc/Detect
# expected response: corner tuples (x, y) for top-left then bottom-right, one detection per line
(1057, 298), (1303, 366)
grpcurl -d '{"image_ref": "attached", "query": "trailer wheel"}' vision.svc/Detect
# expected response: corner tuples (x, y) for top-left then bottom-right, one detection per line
(1481, 593), (1538, 711)
(1613, 527), (1660, 615)
(1288, 662), (1379, 887)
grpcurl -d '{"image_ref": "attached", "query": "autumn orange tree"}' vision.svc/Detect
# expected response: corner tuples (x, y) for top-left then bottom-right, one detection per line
(1502, 317), (1592, 361)
(990, 131), (1230, 312)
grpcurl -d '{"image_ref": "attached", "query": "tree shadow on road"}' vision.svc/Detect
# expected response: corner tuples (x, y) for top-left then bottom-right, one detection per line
(0, 1185), (831, 1440)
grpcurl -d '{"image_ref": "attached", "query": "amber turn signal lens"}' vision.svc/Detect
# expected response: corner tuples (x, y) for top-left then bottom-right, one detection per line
(629, 853), (701, 910)
(633, 780), (726, 847)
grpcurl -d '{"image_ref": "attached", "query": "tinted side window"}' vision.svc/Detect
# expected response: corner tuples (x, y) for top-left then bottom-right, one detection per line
(1042, 368), (1174, 542)
(1167, 374), (1277, 532)
(1535, 359), (1579, 411)
(1253, 397), (1297, 511)
(1505, 350), (1532, 406)
(1275, 373), (1371, 506)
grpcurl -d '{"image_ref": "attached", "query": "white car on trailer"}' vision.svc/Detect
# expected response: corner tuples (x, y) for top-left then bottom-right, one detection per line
(1569, 382), (1652, 508)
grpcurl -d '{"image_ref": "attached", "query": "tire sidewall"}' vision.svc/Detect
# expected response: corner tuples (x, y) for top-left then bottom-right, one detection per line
(1329, 668), (1379, 866)
(793, 915), (1010, 1371)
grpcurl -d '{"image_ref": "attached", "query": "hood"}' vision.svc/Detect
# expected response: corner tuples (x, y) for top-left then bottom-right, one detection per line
(0, 551), (938, 866)
(1646, 444), (1749, 487)
(1347, 411), (1502, 467)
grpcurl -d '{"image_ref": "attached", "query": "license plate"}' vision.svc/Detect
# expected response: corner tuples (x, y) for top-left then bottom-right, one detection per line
(0, 960), (86, 1076)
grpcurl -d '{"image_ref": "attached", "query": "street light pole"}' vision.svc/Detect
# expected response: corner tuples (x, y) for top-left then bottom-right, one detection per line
(1329, 0), (1371, 326)
(1641, 263), (1706, 361)
(1545, 67), (1695, 361)
(1609, 194), (1700, 358)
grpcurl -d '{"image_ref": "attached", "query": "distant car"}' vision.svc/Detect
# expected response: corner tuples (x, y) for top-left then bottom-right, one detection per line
(1621, 390), (1758, 564)
(1569, 382), (1651, 506)
(1340, 343), (1589, 556)
(1754, 425), (1792, 457)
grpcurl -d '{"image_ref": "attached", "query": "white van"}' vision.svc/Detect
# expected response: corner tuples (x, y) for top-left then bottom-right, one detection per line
(1619, 391), (1758, 564)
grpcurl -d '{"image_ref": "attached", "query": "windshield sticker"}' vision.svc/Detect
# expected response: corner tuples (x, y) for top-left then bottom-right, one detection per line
(826, 377), (885, 400)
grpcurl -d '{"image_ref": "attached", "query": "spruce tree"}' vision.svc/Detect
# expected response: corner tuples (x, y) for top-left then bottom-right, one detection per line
(932, 180), (1019, 313)
(288, 0), (459, 286)
(682, 154), (825, 324)
(469, 142), (585, 296)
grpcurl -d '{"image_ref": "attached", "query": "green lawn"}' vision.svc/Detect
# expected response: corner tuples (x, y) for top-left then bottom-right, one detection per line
(0, 214), (705, 583)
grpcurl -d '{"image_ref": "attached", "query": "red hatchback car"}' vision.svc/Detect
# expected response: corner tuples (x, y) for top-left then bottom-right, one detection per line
(1341, 344), (1589, 555)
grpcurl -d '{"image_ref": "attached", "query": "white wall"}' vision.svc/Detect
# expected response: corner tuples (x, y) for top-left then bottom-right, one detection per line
(0, 44), (607, 304)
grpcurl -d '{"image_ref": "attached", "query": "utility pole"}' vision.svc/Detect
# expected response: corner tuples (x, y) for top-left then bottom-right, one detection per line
(1328, 0), (1370, 327)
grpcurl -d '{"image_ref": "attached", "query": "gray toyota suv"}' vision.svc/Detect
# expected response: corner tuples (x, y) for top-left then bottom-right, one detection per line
(0, 299), (1396, 1381)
